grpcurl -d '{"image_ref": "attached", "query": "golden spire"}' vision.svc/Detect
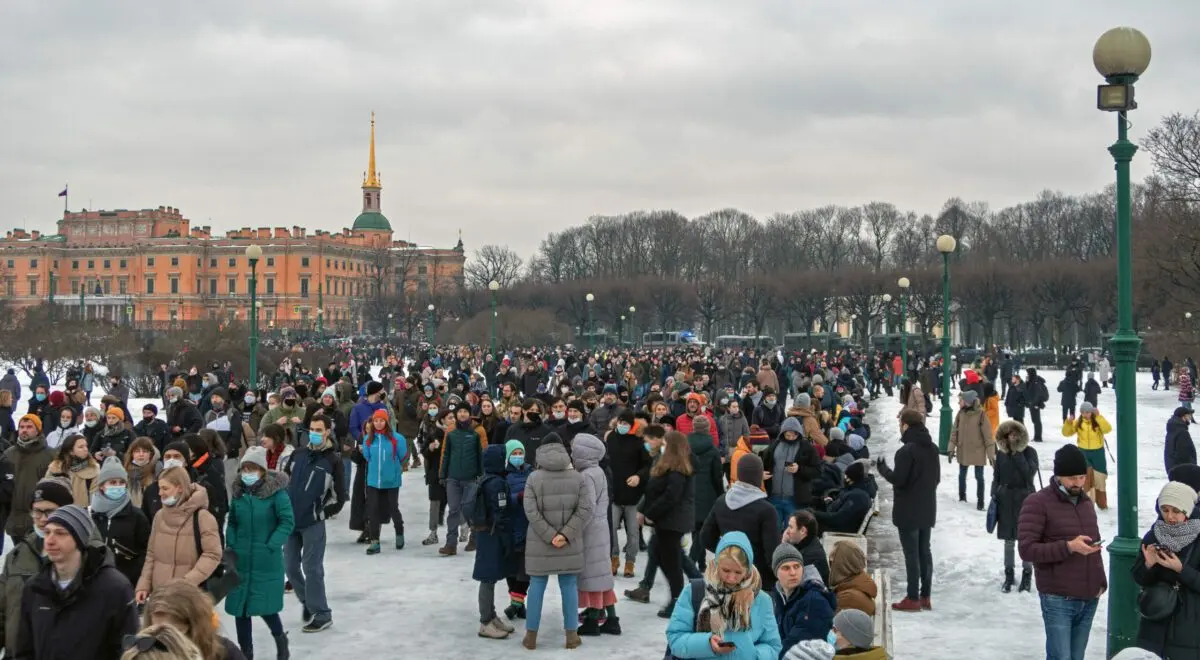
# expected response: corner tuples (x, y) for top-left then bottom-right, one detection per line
(363, 112), (380, 188)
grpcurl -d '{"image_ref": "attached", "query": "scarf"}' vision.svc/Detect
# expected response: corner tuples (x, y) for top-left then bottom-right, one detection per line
(69, 457), (91, 473)
(697, 560), (761, 636)
(90, 487), (130, 515)
(1152, 518), (1200, 553)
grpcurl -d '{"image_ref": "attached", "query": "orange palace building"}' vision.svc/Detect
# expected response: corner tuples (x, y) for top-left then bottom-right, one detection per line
(0, 115), (464, 332)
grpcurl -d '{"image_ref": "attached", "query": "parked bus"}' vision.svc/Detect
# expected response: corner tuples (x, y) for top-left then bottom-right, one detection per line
(642, 330), (702, 347)
(713, 335), (777, 351)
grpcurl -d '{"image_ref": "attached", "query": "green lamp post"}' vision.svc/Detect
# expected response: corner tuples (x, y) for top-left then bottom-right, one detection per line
(585, 292), (595, 351)
(936, 235), (957, 454)
(881, 293), (892, 356)
(489, 280), (500, 356)
(629, 306), (637, 347)
(246, 244), (262, 389)
(427, 304), (436, 344)
(1093, 26), (1151, 657)
(898, 276), (910, 376)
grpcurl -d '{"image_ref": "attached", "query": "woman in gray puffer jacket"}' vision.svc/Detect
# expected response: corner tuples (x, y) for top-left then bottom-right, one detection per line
(521, 442), (594, 650)
(570, 434), (620, 636)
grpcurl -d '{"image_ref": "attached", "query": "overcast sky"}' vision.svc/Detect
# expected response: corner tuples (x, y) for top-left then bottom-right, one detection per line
(2, 1), (1197, 257)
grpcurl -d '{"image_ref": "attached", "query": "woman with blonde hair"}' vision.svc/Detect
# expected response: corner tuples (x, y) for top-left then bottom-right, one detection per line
(120, 623), (204, 660)
(143, 580), (244, 660)
(135, 467), (223, 605)
(124, 437), (161, 508)
(45, 433), (100, 505)
(639, 430), (696, 617)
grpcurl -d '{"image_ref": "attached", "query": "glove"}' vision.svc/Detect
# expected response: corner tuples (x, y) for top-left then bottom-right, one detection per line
(947, 452), (955, 464)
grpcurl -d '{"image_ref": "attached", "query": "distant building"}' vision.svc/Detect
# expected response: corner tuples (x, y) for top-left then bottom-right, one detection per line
(0, 114), (464, 332)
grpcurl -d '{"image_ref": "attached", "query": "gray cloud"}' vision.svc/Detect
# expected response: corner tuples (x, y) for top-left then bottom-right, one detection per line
(2, 0), (1198, 255)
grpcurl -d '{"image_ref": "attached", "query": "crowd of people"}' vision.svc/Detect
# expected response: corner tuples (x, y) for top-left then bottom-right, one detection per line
(0, 341), (1192, 659)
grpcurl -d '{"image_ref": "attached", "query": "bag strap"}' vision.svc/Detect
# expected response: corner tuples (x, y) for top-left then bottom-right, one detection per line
(191, 510), (202, 561)
(689, 578), (706, 627)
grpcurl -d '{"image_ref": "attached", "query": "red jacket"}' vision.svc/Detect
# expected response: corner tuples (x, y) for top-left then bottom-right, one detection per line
(1017, 478), (1107, 600)
(892, 356), (903, 376)
(674, 410), (718, 445)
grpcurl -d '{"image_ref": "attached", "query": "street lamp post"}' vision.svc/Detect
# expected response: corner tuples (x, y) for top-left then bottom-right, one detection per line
(427, 304), (435, 344)
(245, 244), (262, 388)
(881, 293), (892, 335)
(387, 312), (393, 340)
(898, 277), (911, 376)
(585, 293), (595, 351)
(489, 280), (500, 356)
(850, 314), (857, 345)
(317, 284), (324, 341)
(936, 235), (957, 454)
(620, 315), (626, 347)
(1093, 26), (1151, 657)
(48, 272), (55, 321)
(629, 306), (636, 347)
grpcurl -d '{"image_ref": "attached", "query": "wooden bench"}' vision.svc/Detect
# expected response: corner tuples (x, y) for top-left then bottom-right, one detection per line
(872, 568), (894, 658)
(819, 496), (878, 557)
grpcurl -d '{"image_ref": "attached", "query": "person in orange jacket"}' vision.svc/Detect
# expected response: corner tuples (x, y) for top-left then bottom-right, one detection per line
(729, 426), (771, 492)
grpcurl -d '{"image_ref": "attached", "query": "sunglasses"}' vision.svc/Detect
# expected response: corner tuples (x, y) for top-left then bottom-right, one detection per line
(122, 634), (168, 653)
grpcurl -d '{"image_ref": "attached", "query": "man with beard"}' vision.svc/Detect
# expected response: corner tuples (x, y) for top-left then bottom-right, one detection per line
(503, 399), (552, 467)
(589, 385), (625, 433)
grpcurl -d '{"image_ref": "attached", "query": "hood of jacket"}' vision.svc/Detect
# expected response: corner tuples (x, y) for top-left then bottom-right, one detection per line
(231, 469), (290, 499)
(1168, 416), (1191, 437)
(780, 416), (805, 438)
(687, 432), (716, 456)
(570, 433), (605, 470)
(786, 406), (816, 421)
(899, 424), (934, 448)
(726, 481), (768, 510)
(483, 444), (507, 476)
(996, 420), (1030, 454)
(715, 530), (755, 566)
(535, 441), (572, 472)
(178, 482), (211, 513)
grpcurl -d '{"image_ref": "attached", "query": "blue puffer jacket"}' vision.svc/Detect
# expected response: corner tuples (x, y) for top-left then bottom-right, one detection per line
(506, 462), (531, 547)
(362, 429), (409, 489)
(771, 566), (837, 655)
(666, 531), (783, 660)
(473, 445), (516, 582)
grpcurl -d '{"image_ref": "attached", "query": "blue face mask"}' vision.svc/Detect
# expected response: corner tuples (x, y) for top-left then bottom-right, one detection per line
(616, 423), (631, 435)
(35, 393), (46, 402)
(241, 472), (261, 486)
(644, 442), (652, 453)
(826, 631), (838, 647)
(509, 455), (525, 468)
(104, 486), (127, 501)
(308, 431), (324, 446)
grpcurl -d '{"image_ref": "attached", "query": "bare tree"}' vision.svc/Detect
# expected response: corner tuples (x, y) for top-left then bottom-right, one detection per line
(465, 244), (525, 289)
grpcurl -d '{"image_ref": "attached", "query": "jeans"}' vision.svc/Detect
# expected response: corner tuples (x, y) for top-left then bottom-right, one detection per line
(428, 499), (446, 532)
(1003, 539), (1032, 573)
(897, 526), (932, 600)
(611, 504), (640, 563)
(478, 580), (498, 623)
(1039, 594), (1098, 660)
(525, 574), (579, 632)
(959, 465), (985, 503)
(640, 531), (701, 589)
(235, 613), (284, 654)
(769, 497), (796, 532)
(285, 522), (330, 619)
(365, 486), (404, 540)
(1030, 407), (1043, 443)
(445, 478), (471, 544)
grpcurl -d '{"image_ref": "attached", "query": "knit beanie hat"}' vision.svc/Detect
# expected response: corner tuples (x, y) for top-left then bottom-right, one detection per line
(829, 427), (845, 443)
(1080, 401), (1096, 415)
(46, 505), (95, 550)
(106, 406), (125, 422)
(844, 462), (866, 484)
(795, 393), (812, 408)
(567, 400), (587, 415)
(18, 413), (42, 434)
(1158, 482), (1198, 516)
(241, 446), (269, 472)
(49, 391), (67, 407)
(279, 387), (298, 401)
(505, 439), (525, 465)
(784, 639), (835, 660)
(164, 441), (193, 465)
(366, 381), (385, 397)
(143, 403), (158, 415)
(371, 408), (390, 423)
(771, 542), (804, 574)
(96, 456), (128, 484)
(847, 433), (866, 452)
(1053, 444), (1089, 478)
(747, 425), (771, 448)
(736, 453), (764, 488)
(32, 477), (75, 507)
(321, 387), (338, 402)
(961, 390), (979, 405)
(833, 609), (874, 649)
(693, 415), (711, 435)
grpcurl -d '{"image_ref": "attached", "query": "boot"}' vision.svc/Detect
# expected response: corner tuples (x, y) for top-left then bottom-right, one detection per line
(624, 585), (650, 603)
(919, 597), (933, 610)
(977, 499), (984, 512)
(1019, 568), (1033, 593)
(657, 600), (676, 619)
(274, 632), (290, 660)
(355, 531), (369, 544)
(577, 610), (602, 636)
(421, 531), (439, 546)
(623, 561), (635, 578)
(1001, 568), (1015, 593)
(565, 630), (582, 649)
(958, 493), (967, 503)
(465, 536), (477, 552)
(438, 544), (457, 556)
(366, 541), (381, 555)
(522, 631), (537, 650)
(611, 557), (619, 576)
(492, 616), (515, 633)
(892, 598), (922, 612)
(1096, 491), (1109, 510)
(504, 603), (527, 620)
(598, 615), (622, 635)
(478, 620), (509, 639)
(395, 536), (405, 550)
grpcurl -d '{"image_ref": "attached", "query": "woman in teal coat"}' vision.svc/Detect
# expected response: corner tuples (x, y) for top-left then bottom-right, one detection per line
(225, 446), (296, 659)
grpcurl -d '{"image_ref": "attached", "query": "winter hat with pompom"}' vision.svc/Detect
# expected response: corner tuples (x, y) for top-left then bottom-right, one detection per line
(784, 639), (835, 660)
(1158, 481), (1198, 516)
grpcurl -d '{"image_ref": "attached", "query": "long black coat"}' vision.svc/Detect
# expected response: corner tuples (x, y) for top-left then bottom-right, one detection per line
(762, 437), (822, 509)
(1166, 417), (1197, 474)
(1057, 377), (1080, 407)
(991, 421), (1038, 541)
(1003, 383), (1026, 420)
(91, 502), (151, 588)
(877, 423), (941, 530)
(1133, 528), (1200, 659)
(640, 469), (695, 534)
(687, 433), (725, 524)
(606, 431), (652, 507)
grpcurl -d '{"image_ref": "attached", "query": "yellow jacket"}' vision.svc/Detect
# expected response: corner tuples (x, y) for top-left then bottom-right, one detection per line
(1062, 414), (1112, 451)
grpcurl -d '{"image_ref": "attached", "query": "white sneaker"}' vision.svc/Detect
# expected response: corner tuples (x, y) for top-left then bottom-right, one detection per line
(492, 616), (515, 633)
(478, 620), (510, 639)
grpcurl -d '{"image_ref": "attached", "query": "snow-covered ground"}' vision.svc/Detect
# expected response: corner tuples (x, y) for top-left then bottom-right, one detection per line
(2, 366), (1186, 658)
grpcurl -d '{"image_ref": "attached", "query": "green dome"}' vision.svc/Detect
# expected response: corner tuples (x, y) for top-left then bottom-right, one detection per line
(353, 211), (391, 231)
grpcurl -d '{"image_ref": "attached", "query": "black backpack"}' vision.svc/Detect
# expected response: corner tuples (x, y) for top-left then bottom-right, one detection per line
(465, 475), (509, 533)
(663, 579), (707, 660)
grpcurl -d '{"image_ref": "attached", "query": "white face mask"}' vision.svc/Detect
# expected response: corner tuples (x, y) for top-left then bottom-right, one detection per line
(244, 395), (256, 406)
(163, 458), (184, 471)
(84, 419), (98, 428)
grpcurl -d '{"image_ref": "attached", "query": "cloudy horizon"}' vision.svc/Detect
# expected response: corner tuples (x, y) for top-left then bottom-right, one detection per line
(2, 1), (1197, 257)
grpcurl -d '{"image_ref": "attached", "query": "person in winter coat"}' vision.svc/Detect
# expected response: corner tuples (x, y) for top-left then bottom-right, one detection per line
(1180, 371), (1196, 410)
(897, 379), (926, 424)
(640, 430), (696, 618)
(876, 410), (940, 611)
(1004, 375), (1027, 423)
(166, 387), (204, 440)
(815, 462), (874, 534)
(665, 531), (783, 660)
(762, 417), (822, 530)
(418, 406), (449, 547)
(360, 409), (408, 554)
(992, 421), (1038, 594)
(570, 434), (621, 637)
(439, 406), (488, 556)
(788, 393), (829, 447)
(4, 415), (56, 545)
(771, 543), (836, 655)
(1057, 374), (1081, 422)
(1133, 481), (1200, 658)
(0, 369), (20, 404)
(122, 438), (160, 511)
(473, 444), (521, 640)
(520, 441), (593, 650)
(134, 404), (171, 455)
(89, 457), (150, 589)
(504, 399), (553, 467)
(1166, 406), (1197, 474)
(1083, 374), (1101, 409)
(45, 434), (100, 507)
(1063, 402), (1113, 510)
(828, 609), (887, 659)
(828, 540), (876, 616)
(701, 454), (780, 592)
(1018, 444), (1106, 660)
(948, 390), (996, 511)
(687, 416), (725, 568)
(143, 579), (247, 660)
(1024, 368), (1049, 444)
(185, 433), (230, 540)
(16, 505), (139, 660)
(43, 405), (79, 451)
(260, 424), (294, 472)
(0, 478), (74, 656)
(225, 446), (295, 659)
(783, 509), (830, 586)
(606, 411), (651, 578)
(91, 406), (133, 461)
(751, 387), (786, 440)
(134, 466), (223, 604)
(501, 439), (534, 621)
(718, 400), (751, 458)
(729, 425), (771, 489)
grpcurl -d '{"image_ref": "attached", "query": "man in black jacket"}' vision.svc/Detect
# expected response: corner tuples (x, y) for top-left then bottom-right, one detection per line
(1025, 368), (1048, 443)
(165, 387), (203, 440)
(1165, 406), (1196, 474)
(877, 409), (940, 612)
(133, 404), (171, 455)
(17, 505), (138, 660)
(700, 454), (779, 590)
(762, 417), (821, 531)
(1004, 375), (1026, 424)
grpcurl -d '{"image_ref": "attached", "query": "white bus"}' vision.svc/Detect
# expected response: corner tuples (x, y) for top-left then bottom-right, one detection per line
(642, 330), (702, 347)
